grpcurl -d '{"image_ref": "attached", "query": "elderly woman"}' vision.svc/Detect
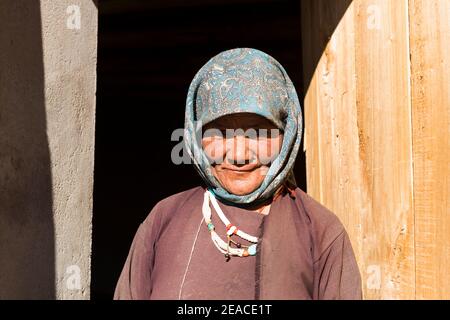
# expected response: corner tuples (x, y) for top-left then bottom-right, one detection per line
(114, 48), (362, 300)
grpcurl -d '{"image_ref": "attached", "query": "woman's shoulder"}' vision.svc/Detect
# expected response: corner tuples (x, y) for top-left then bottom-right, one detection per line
(141, 186), (204, 226)
(292, 188), (347, 257)
(294, 188), (343, 228)
(155, 186), (205, 209)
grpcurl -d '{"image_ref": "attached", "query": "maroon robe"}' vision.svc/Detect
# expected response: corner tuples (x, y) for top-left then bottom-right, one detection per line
(114, 186), (362, 300)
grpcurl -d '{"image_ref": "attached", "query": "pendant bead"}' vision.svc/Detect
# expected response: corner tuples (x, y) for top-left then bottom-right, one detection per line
(248, 244), (257, 256)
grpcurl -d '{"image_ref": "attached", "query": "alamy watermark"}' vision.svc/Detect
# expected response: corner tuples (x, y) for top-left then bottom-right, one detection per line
(171, 122), (282, 168)
(65, 264), (81, 290)
(66, 5), (81, 30)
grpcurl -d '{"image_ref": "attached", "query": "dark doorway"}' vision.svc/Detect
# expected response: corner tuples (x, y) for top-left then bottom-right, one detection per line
(91, 0), (305, 299)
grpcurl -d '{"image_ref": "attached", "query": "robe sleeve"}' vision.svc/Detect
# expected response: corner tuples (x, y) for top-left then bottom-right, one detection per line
(113, 208), (160, 300)
(314, 230), (363, 300)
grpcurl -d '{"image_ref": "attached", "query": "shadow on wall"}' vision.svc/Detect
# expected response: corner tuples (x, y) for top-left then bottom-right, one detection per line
(0, 1), (55, 299)
(301, 0), (353, 93)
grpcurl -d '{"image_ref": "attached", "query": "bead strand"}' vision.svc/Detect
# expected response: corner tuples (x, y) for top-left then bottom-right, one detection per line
(202, 190), (258, 258)
(207, 190), (258, 243)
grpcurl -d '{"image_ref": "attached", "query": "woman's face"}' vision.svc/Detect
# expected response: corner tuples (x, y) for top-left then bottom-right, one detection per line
(201, 113), (283, 196)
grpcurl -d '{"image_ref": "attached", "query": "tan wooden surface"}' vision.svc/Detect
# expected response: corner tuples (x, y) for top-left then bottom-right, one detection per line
(301, 0), (449, 299)
(409, 0), (450, 300)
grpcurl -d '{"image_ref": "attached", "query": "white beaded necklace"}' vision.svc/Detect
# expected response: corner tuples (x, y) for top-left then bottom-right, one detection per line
(202, 189), (259, 260)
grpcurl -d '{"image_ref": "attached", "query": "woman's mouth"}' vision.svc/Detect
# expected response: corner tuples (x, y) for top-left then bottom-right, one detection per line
(219, 164), (261, 173)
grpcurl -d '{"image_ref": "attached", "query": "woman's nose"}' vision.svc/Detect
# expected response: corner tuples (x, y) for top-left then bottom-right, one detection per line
(226, 135), (251, 166)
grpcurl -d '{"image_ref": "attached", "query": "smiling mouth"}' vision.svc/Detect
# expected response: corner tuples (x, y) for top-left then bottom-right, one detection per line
(220, 165), (261, 173)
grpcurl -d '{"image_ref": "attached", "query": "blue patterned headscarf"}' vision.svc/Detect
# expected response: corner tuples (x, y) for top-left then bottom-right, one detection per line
(184, 48), (303, 205)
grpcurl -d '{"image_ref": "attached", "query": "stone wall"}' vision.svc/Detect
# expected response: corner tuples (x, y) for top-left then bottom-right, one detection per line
(0, 0), (97, 299)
